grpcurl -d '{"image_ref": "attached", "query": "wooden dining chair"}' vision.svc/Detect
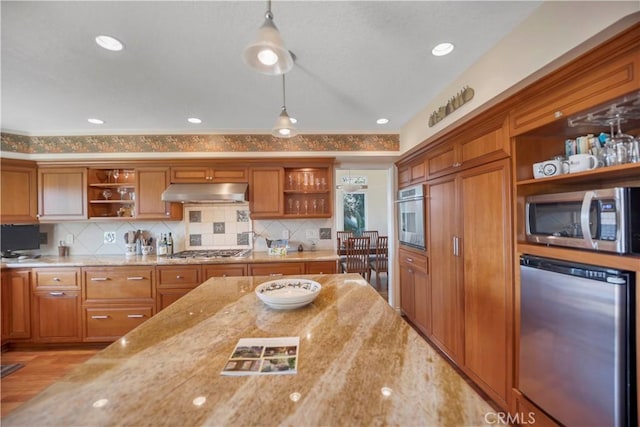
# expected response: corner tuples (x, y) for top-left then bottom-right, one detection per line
(360, 230), (379, 243)
(369, 236), (388, 288)
(340, 236), (371, 279)
(336, 231), (354, 260)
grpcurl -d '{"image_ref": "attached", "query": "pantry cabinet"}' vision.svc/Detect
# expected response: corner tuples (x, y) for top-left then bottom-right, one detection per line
(0, 158), (38, 224)
(37, 167), (87, 221)
(1, 269), (31, 342)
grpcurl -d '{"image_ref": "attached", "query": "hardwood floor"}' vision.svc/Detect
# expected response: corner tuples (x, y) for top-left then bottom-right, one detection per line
(1, 348), (101, 418)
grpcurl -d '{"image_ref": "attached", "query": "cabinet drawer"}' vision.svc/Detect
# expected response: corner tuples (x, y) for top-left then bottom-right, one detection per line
(305, 261), (337, 274)
(33, 268), (80, 289)
(157, 266), (201, 288)
(248, 262), (305, 277)
(398, 249), (427, 271)
(203, 264), (247, 279)
(83, 268), (154, 301)
(84, 306), (153, 341)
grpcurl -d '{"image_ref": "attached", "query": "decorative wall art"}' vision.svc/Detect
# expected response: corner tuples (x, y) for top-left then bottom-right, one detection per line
(428, 86), (475, 127)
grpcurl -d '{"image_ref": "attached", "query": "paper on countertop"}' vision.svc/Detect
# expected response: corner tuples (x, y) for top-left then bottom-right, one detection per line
(221, 337), (299, 376)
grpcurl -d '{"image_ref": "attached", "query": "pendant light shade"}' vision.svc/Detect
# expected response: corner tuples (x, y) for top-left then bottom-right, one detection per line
(243, 4), (293, 76)
(272, 74), (297, 138)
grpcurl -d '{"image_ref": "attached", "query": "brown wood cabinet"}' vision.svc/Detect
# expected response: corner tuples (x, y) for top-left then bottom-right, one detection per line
(510, 47), (639, 136)
(38, 167), (87, 220)
(156, 265), (202, 311)
(136, 167), (182, 220)
(0, 158), (38, 224)
(203, 264), (247, 278)
(87, 168), (136, 219)
(426, 158), (511, 407)
(398, 248), (430, 336)
(283, 167), (332, 217)
(426, 117), (509, 179)
(398, 158), (427, 188)
(305, 261), (337, 274)
(31, 267), (82, 342)
(249, 167), (284, 218)
(1, 269), (31, 342)
(248, 262), (305, 277)
(82, 266), (155, 341)
(170, 166), (247, 183)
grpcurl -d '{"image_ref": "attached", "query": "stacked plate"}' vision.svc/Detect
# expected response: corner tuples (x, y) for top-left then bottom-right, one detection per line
(255, 279), (321, 310)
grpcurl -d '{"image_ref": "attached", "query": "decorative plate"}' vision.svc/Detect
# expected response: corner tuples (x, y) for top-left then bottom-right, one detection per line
(255, 279), (321, 310)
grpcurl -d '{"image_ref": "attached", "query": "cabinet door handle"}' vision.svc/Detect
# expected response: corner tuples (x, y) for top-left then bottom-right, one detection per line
(554, 110), (564, 118)
(52, 277), (61, 282)
(222, 274), (227, 278)
(127, 314), (145, 318)
(49, 291), (65, 296)
(176, 275), (182, 279)
(91, 315), (109, 320)
(406, 257), (413, 263)
(91, 277), (108, 281)
(269, 273), (283, 276)
(408, 268), (413, 273)
(453, 162), (462, 168)
(453, 236), (461, 257)
(127, 276), (145, 280)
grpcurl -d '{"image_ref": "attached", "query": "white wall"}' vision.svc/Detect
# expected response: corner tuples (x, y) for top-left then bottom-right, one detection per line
(401, 2), (640, 152)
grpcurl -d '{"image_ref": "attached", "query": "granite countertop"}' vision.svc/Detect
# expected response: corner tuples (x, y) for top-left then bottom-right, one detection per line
(0, 250), (339, 268)
(3, 273), (494, 426)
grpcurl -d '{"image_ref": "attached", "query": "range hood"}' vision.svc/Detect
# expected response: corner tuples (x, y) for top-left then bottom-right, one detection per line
(161, 183), (248, 203)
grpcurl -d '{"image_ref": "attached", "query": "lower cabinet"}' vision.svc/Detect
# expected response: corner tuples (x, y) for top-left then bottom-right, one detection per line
(84, 306), (153, 341)
(1, 269), (31, 342)
(398, 248), (430, 336)
(156, 265), (202, 312)
(305, 261), (337, 274)
(203, 264), (247, 279)
(31, 267), (81, 343)
(82, 266), (155, 341)
(248, 262), (305, 276)
(32, 291), (81, 342)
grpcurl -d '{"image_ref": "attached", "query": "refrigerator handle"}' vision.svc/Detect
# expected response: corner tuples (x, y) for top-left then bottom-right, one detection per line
(581, 191), (597, 250)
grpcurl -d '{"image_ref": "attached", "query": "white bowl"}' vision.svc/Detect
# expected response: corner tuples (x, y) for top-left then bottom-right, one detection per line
(255, 279), (321, 310)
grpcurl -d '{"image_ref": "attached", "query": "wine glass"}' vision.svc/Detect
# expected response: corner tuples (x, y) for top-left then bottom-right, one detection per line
(112, 169), (120, 183)
(295, 200), (300, 215)
(288, 199), (293, 213)
(106, 170), (112, 183)
(102, 189), (112, 200)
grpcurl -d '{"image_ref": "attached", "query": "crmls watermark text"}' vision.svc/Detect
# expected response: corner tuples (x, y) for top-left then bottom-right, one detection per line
(484, 412), (536, 425)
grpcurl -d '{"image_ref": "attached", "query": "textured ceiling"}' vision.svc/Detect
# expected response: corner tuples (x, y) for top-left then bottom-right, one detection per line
(1, 1), (541, 136)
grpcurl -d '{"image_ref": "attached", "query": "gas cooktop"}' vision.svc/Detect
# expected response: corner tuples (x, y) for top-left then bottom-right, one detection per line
(171, 249), (250, 259)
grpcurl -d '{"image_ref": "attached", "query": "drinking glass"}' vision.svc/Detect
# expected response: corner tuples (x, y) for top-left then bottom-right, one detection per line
(312, 199), (318, 214)
(288, 199), (293, 213)
(118, 187), (128, 200)
(112, 169), (120, 183)
(610, 116), (634, 164)
(319, 199), (325, 213)
(295, 200), (300, 215)
(303, 200), (308, 214)
(102, 189), (112, 200)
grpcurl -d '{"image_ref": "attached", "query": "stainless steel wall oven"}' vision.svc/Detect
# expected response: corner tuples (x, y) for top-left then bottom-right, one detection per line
(396, 184), (426, 250)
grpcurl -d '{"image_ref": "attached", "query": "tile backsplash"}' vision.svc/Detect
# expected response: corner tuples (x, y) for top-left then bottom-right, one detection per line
(36, 207), (334, 256)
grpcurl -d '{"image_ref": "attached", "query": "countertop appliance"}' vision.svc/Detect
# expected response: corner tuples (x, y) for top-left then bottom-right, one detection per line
(171, 249), (250, 259)
(396, 184), (426, 250)
(519, 255), (635, 427)
(525, 187), (639, 254)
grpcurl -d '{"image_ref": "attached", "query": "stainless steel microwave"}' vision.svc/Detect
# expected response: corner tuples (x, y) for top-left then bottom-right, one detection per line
(526, 187), (640, 254)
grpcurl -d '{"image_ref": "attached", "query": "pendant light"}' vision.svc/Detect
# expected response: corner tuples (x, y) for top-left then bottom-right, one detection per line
(272, 74), (298, 138)
(336, 170), (368, 193)
(243, 0), (293, 75)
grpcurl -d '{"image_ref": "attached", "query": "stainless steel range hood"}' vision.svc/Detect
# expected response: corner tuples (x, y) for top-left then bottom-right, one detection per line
(161, 183), (248, 203)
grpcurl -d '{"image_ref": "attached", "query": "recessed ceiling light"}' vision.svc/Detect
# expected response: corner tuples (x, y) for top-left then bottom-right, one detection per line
(376, 118), (389, 125)
(95, 35), (124, 51)
(432, 42), (454, 57)
(187, 117), (202, 124)
(87, 118), (104, 125)
(289, 117), (297, 124)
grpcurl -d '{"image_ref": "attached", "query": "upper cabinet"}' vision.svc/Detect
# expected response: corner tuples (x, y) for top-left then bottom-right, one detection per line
(170, 166), (247, 183)
(398, 158), (426, 188)
(1, 158), (38, 224)
(136, 167), (182, 220)
(249, 159), (334, 219)
(38, 167), (87, 221)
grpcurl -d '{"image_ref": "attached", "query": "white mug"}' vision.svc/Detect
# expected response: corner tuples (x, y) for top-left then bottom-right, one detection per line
(568, 154), (598, 173)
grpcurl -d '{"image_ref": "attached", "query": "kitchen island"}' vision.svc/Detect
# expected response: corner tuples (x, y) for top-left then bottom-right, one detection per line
(3, 273), (495, 426)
